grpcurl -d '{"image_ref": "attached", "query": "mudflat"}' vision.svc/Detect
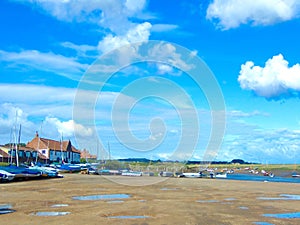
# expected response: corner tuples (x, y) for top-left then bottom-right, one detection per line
(1, 174), (299, 225)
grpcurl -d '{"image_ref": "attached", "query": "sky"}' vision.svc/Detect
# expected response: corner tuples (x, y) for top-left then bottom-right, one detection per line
(1, 0), (300, 164)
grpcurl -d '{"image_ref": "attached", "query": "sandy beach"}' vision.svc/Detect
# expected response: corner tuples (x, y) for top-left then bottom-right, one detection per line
(1, 174), (299, 225)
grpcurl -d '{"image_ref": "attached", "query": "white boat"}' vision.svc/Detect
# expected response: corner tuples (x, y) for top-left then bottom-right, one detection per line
(182, 172), (202, 178)
(215, 173), (227, 179)
(0, 170), (15, 181)
(121, 171), (142, 176)
(292, 173), (300, 178)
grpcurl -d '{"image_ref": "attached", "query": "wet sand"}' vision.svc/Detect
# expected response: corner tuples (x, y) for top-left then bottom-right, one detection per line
(1, 174), (299, 225)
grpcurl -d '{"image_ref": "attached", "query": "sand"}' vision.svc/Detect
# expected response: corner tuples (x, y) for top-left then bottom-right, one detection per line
(1, 174), (299, 225)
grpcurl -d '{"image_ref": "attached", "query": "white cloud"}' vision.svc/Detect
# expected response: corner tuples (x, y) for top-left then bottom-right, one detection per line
(220, 128), (300, 163)
(151, 24), (179, 32)
(206, 0), (300, 30)
(228, 110), (269, 118)
(20, 0), (147, 34)
(148, 42), (194, 71)
(0, 49), (88, 81)
(97, 22), (152, 53)
(60, 42), (98, 58)
(238, 54), (300, 99)
(45, 117), (93, 137)
(157, 64), (173, 74)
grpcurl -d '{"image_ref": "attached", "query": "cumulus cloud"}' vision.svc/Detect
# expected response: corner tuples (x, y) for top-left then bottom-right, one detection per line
(45, 117), (93, 137)
(238, 54), (300, 99)
(206, 0), (300, 30)
(97, 22), (152, 53)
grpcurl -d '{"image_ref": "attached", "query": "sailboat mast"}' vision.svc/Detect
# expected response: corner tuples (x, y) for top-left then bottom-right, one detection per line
(16, 124), (21, 167)
(108, 141), (111, 161)
(35, 121), (43, 164)
(61, 133), (64, 163)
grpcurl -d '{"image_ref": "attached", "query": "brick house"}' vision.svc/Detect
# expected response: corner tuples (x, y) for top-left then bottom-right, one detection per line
(26, 132), (81, 164)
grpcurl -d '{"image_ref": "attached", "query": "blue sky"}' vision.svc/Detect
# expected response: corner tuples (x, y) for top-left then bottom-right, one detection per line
(1, 0), (300, 164)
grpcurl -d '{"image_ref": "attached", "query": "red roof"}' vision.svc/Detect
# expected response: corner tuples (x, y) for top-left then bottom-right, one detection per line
(26, 134), (80, 153)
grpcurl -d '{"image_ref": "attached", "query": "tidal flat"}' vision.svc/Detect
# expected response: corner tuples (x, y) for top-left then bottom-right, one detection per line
(0, 174), (299, 225)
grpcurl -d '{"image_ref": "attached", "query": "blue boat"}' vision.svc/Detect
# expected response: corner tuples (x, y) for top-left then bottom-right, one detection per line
(0, 165), (42, 179)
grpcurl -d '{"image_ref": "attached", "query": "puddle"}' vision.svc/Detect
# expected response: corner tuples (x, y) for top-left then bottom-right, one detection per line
(263, 212), (300, 219)
(0, 204), (15, 215)
(0, 204), (12, 210)
(161, 188), (178, 191)
(239, 206), (249, 210)
(0, 209), (16, 215)
(32, 212), (70, 216)
(108, 215), (149, 219)
(253, 222), (274, 225)
(258, 194), (300, 201)
(73, 194), (130, 201)
(106, 200), (124, 203)
(138, 200), (146, 202)
(196, 200), (219, 203)
(51, 204), (69, 208)
(224, 198), (236, 201)
(279, 194), (300, 200)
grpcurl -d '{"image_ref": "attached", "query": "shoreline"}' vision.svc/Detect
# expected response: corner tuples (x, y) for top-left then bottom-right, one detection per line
(1, 174), (300, 224)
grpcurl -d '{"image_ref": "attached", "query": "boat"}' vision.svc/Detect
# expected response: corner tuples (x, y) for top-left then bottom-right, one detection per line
(182, 172), (202, 178)
(215, 173), (227, 179)
(0, 169), (15, 181)
(292, 172), (300, 178)
(121, 171), (142, 176)
(55, 163), (82, 173)
(29, 164), (59, 178)
(0, 165), (42, 179)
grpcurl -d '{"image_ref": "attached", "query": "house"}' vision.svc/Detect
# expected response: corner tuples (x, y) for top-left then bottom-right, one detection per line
(26, 132), (81, 164)
(1, 144), (42, 165)
(80, 149), (97, 161)
(0, 146), (10, 163)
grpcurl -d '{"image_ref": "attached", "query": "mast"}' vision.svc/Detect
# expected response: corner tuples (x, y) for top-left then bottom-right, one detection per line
(108, 141), (111, 161)
(9, 128), (13, 164)
(16, 124), (21, 167)
(60, 133), (64, 163)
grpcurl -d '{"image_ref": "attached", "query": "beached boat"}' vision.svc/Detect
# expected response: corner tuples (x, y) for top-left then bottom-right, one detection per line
(215, 173), (227, 179)
(121, 171), (142, 176)
(182, 172), (202, 178)
(29, 165), (59, 178)
(55, 163), (82, 173)
(292, 172), (300, 178)
(0, 165), (42, 179)
(0, 169), (15, 181)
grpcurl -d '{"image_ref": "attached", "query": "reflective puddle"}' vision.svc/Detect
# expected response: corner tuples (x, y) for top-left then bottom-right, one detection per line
(239, 206), (249, 210)
(0, 204), (15, 215)
(263, 212), (300, 219)
(224, 198), (236, 201)
(161, 188), (178, 191)
(73, 194), (130, 201)
(51, 204), (69, 208)
(108, 215), (149, 219)
(32, 212), (70, 216)
(253, 222), (274, 225)
(257, 194), (300, 200)
(196, 200), (219, 203)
